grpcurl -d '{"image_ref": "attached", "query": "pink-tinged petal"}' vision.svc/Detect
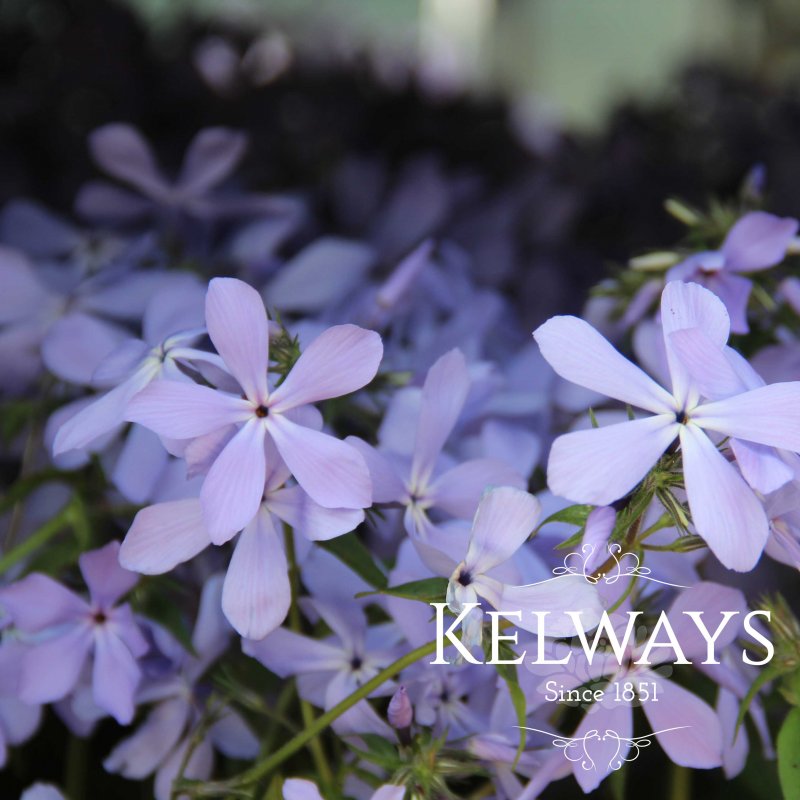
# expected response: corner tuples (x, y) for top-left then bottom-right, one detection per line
(582, 506), (616, 573)
(283, 779), (324, 800)
(104, 697), (190, 778)
(635, 670), (723, 768)
(0, 574), (87, 631)
(533, 316), (674, 414)
(222, 509), (290, 639)
(429, 459), (525, 518)
(497, 575), (603, 637)
(410, 349), (471, 488)
(571, 693), (632, 793)
(668, 327), (744, 401)
(79, 541), (138, 610)
(88, 124), (166, 197)
(178, 128), (247, 194)
(680, 424), (769, 571)
(120, 500), (211, 574)
(19, 625), (92, 703)
(267, 414), (371, 509)
(269, 324), (383, 412)
(694, 383), (800, 451)
(92, 627), (141, 724)
(126, 380), (252, 439)
(722, 211), (798, 272)
(660, 281), (731, 405)
(201, 418), (266, 544)
(464, 487), (541, 574)
(345, 437), (406, 503)
(112, 425), (170, 503)
(731, 439), (794, 494)
(265, 486), (363, 541)
(205, 278), (269, 403)
(42, 313), (128, 386)
(547, 416), (678, 505)
(242, 628), (344, 675)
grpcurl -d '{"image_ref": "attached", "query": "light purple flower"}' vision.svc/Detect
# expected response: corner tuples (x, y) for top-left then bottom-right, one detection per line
(0, 541), (147, 724)
(534, 280), (800, 570)
(76, 124), (248, 223)
(52, 275), (209, 460)
(348, 348), (524, 541)
(423, 486), (604, 642)
(104, 576), (259, 800)
(244, 597), (402, 736)
(667, 211), (797, 333)
(126, 277), (381, 543)
(524, 583), (744, 793)
(283, 778), (405, 800)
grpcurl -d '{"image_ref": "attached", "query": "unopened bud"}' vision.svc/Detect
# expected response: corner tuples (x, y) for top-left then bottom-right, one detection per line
(628, 251), (679, 271)
(664, 198), (701, 227)
(388, 685), (413, 731)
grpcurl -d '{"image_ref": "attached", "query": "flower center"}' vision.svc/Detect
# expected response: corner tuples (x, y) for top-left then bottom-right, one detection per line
(350, 655), (363, 671)
(675, 409), (688, 425)
(457, 570), (473, 587)
(255, 405), (269, 418)
(92, 610), (107, 625)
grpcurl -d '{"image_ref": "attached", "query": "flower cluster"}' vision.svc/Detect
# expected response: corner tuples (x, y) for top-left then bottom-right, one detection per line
(1, 119), (800, 800)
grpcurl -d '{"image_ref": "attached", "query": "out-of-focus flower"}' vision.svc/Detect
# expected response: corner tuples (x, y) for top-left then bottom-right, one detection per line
(0, 542), (147, 724)
(104, 576), (259, 800)
(535, 280), (800, 570)
(667, 211), (797, 333)
(283, 778), (404, 800)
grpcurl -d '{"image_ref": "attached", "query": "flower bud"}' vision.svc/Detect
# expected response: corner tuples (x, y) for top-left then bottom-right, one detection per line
(388, 685), (413, 730)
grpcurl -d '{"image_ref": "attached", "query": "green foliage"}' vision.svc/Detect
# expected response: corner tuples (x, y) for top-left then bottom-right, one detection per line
(778, 708), (800, 800)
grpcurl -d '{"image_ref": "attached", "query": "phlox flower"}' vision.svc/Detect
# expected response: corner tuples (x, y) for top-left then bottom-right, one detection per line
(52, 275), (210, 461)
(126, 276), (382, 543)
(104, 576), (259, 800)
(667, 211), (797, 333)
(0, 541), (147, 724)
(283, 778), (404, 800)
(244, 597), (403, 737)
(348, 348), (524, 541)
(534, 280), (800, 570)
(76, 124), (249, 224)
(422, 486), (604, 643)
(523, 582), (746, 793)
(120, 439), (364, 639)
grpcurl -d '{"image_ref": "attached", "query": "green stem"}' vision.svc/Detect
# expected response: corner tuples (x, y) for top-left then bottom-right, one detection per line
(283, 527), (335, 795)
(178, 637), (442, 797)
(0, 499), (75, 573)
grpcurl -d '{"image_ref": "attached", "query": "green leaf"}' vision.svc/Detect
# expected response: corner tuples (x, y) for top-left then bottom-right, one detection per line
(539, 504), (593, 531)
(349, 733), (400, 770)
(778, 708), (800, 800)
(356, 577), (448, 604)
(319, 533), (388, 589)
(487, 639), (527, 765)
(736, 664), (782, 737)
